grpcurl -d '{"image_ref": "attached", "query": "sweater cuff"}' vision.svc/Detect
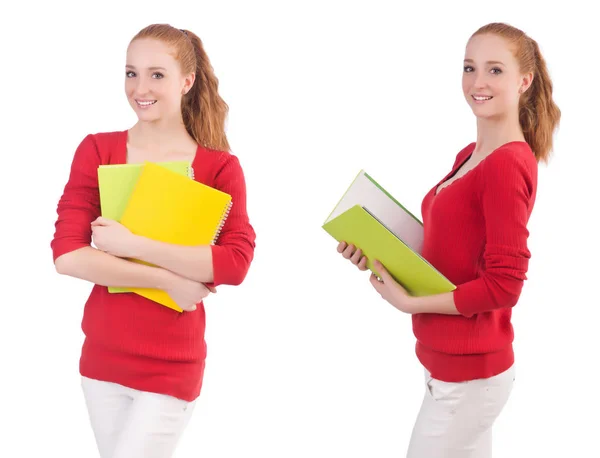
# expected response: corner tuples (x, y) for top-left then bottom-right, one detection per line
(207, 244), (248, 287)
(51, 241), (89, 262)
(453, 283), (483, 318)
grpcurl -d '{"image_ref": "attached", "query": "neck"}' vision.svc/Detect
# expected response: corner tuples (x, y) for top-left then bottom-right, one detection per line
(130, 115), (192, 151)
(473, 111), (525, 157)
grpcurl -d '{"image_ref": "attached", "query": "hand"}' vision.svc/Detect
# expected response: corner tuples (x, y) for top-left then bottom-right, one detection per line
(369, 259), (414, 314)
(165, 273), (217, 312)
(337, 241), (368, 271)
(91, 217), (140, 258)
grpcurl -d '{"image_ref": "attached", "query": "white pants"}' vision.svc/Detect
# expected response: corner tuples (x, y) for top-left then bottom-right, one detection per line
(81, 376), (196, 458)
(406, 365), (515, 458)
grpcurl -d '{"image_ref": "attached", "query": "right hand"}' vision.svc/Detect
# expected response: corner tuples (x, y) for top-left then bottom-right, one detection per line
(337, 241), (368, 271)
(165, 274), (217, 312)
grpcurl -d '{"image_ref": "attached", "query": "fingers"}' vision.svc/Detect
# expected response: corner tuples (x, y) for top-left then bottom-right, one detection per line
(202, 283), (217, 294)
(369, 273), (383, 291)
(338, 241), (369, 270)
(350, 247), (364, 265)
(91, 217), (112, 227)
(358, 256), (368, 271)
(341, 243), (354, 259)
(373, 260), (392, 283)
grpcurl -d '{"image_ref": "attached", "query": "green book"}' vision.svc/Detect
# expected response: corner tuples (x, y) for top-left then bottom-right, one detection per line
(97, 161), (193, 293)
(322, 170), (455, 296)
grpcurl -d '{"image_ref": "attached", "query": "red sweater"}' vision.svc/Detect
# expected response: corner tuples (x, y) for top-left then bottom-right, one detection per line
(414, 141), (537, 382)
(51, 131), (256, 401)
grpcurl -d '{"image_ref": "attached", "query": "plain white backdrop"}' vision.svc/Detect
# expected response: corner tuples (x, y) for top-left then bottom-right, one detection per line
(2, 0), (599, 457)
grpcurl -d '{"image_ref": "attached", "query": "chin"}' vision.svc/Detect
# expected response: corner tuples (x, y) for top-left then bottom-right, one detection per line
(135, 112), (162, 123)
(470, 105), (499, 120)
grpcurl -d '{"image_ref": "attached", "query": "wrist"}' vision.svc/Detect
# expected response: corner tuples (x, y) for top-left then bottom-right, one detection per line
(401, 295), (419, 314)
(154, 267), (177, 290)
(130, 234), (150, 259)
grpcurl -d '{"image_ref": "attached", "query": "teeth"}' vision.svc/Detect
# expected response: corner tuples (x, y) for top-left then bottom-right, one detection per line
(473, 95), (492, 101)
(137, 100), (156, 106)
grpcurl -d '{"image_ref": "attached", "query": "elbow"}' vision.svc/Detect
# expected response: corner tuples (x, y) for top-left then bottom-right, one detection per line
(229, 266), (250, 286)
(212, 245), (254, 286)
(53, 246), (89, 276)
(489, 276), (525, 309)
(219, 259), (252, 286)
(54, 253), (76, 276)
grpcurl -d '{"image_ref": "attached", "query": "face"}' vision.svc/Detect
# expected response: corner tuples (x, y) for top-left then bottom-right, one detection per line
(462, 34), (533, 120)
(125, 38), (195, 123)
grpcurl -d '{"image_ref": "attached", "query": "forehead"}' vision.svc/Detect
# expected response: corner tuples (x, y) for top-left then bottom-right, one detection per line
(465, 34), (516, 64)
(126, 38), (178, 68)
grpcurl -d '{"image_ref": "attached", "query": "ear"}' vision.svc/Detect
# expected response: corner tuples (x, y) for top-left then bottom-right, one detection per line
(182, 72), (196, 95)
(519, 71), (534, 94)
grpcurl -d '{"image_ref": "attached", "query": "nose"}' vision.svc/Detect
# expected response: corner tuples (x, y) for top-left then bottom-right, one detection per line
(473, 71), (487, 89)
(133, 76), (150, 96)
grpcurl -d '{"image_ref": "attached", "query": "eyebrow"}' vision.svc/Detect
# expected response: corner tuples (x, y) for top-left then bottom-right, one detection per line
(464, 59), (505, 66)
(125, 65), (167, 71)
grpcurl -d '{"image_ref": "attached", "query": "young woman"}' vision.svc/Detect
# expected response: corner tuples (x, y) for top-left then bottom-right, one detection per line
(51, 24), (256, 458)
(337, 22), (560, 457)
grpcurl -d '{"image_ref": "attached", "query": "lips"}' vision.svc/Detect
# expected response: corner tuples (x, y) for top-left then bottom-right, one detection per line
(136, 99), (157, 107)
(472, 95), (493, 101)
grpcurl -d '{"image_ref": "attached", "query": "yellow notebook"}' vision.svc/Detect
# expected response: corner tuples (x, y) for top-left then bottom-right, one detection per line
(97, 160), (193, 294)
(120, 162), (233, 312)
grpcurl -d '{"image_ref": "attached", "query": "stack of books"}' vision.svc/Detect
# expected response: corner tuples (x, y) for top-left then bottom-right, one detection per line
(97, 161), (232, 312)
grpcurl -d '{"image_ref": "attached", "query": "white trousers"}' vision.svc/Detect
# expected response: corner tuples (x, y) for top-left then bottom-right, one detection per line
(406, 365), (515, 458)
(81, 376), (196, 458)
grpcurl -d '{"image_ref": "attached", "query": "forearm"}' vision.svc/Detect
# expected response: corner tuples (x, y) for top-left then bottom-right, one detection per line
(407, 291), (461, 315)
(132, 237), (214, 284)
(55, 246), (174, 289)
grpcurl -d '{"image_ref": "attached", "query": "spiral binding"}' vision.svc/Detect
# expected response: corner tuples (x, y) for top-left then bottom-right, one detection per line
(211, 200), (233, 244)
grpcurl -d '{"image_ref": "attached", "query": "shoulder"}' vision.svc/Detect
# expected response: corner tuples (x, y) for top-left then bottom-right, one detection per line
(73, 130), (126, 163)
(89, 130), (126, 152)
(481, 142), (538, 196)
(483, 141), (538, 178)
(197, 145), (244, 173)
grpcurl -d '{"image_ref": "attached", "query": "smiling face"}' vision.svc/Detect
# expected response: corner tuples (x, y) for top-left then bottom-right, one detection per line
(462, 33), (533, 120)
(125, 38), (194, 123)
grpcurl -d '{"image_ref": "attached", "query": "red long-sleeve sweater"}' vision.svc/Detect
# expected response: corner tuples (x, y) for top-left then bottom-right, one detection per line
(414, 141), (538, 382)
(51, 131), (256, 401)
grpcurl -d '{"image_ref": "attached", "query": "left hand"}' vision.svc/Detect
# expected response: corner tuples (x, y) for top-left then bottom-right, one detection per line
(369, 259), (414, 313)
(91, 217), (140, 258)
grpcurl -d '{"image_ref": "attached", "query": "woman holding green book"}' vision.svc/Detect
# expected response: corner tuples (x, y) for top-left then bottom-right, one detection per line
(338, 22), (560, 457)
(51, 24), (256, 458)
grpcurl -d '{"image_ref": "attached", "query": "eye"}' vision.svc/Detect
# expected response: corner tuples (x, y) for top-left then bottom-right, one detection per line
(126, 71), (136, 78)
(152, 72), (164, 79)
(490, 67), (503, 75)
(463, 65), (474, 73)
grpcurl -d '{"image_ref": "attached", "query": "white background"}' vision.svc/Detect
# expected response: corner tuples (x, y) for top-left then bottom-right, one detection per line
(2, 0), (599, 457)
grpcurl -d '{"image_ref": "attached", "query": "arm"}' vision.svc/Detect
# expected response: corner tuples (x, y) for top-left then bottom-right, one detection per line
(406, 291), (461, 315)
(55, 246), (174, 289)
(51, 134), (175, 289)
(129, 240), (214, 284)
(376, 149), (535, 317)
(128, 154), (256, 286)
(449, 148), (536, 318)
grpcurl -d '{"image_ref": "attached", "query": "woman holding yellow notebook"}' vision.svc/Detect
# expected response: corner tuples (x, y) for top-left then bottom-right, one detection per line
(51, 24), (256, 458)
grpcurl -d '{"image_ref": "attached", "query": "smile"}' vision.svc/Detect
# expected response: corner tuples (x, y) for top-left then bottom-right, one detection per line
(472, 95), (493, 101)
(136, 100), (157, 107)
